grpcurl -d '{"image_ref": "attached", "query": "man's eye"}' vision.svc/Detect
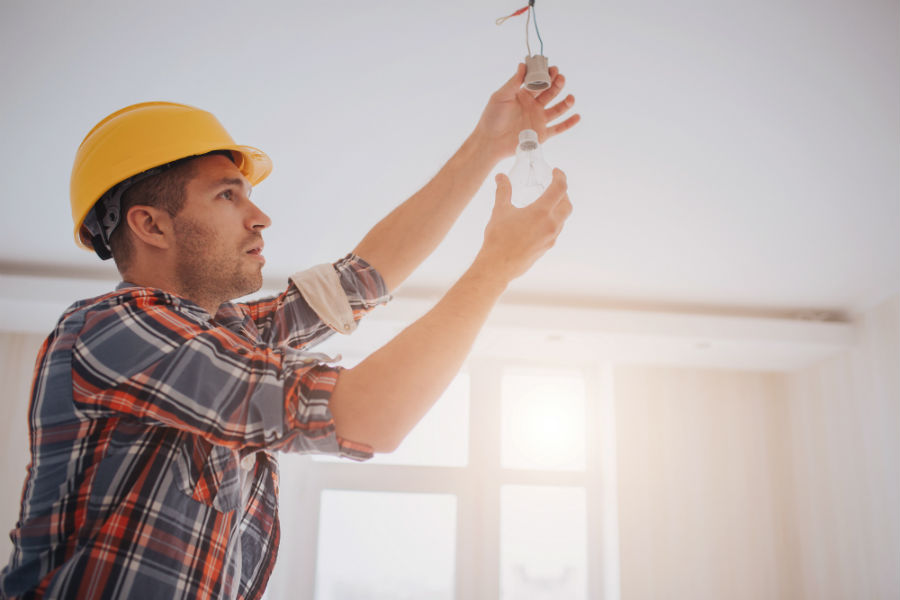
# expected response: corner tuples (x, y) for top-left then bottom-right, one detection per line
(220, 190), (233, 201)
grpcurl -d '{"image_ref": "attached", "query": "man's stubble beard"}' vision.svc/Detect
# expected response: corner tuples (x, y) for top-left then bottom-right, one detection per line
(173, 217), (263, 308)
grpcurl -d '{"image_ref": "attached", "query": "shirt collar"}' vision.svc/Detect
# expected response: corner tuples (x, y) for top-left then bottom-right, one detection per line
(116, 281), (215, 321)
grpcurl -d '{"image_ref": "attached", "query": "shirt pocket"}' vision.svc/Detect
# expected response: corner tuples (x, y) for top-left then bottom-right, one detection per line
(172, 435), (242, 513)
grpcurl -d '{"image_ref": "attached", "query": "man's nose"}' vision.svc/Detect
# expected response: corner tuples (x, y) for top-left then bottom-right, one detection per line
(247, 200), (272, 230)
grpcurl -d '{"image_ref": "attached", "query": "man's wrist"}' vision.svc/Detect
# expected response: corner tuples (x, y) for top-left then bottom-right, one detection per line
(463, 126), (505, 169)
(462, 257), (511, 299)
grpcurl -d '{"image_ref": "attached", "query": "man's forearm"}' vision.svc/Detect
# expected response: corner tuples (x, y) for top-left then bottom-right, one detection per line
(328, 261), (506, 452)
(332, 168), (571, 453)
(351, 130), (497, 292)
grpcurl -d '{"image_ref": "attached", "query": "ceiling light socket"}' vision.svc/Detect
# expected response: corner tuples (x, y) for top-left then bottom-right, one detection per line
(524, 55), (551, 91)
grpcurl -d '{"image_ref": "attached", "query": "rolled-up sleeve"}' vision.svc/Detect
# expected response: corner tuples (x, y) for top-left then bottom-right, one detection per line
(290, 254), (391, 334)
(237, 254), (391, 350)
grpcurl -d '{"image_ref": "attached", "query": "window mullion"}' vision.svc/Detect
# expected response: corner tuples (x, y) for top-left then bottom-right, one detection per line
(457, 359), (502, 599)
(274, 456), (324, 600)
(587, 362), (621, 600)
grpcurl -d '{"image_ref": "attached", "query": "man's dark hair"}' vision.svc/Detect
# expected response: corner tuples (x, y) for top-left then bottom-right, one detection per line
(108, 159), (195, 273)
(109, 151), (233, 273)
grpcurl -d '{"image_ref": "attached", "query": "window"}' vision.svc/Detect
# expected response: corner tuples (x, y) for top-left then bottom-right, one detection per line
(501, 369), (586, 471)
(315, 490), (457, 599)
(271, 364), (607, 599)
(501, 485), (588, 600)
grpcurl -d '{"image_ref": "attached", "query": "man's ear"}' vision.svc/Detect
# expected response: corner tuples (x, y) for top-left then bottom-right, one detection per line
(125, 205), (173, 251)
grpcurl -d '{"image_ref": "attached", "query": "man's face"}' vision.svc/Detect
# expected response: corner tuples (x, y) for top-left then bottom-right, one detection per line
(172, 154), (271, 306)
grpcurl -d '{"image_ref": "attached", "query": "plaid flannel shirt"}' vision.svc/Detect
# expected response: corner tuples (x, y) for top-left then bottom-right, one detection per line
(1, 254), (389, 599)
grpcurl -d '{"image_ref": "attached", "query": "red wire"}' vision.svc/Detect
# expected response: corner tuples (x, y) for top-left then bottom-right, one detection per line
(496, 5), (530, 24)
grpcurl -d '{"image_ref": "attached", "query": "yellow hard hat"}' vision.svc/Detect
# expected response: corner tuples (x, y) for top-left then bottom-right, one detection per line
(71, 101), (273, 253)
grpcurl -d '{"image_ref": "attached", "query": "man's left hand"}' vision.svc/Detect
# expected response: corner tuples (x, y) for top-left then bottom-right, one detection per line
(475, 63), (581, 163)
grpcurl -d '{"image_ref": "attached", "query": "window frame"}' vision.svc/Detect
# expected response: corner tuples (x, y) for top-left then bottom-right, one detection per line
(268, 359), (618, 600)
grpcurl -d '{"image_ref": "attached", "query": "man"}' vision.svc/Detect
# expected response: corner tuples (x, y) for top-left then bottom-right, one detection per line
(1, 64), (578, 598)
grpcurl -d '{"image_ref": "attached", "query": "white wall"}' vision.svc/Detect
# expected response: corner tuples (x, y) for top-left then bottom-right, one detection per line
(613, 366), (796, 599)
(784, 295), (899, 598)
(0, 332), (44, 563)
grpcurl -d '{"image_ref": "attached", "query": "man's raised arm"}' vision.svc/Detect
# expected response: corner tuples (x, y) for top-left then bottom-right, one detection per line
(330, 169), (572, 452)
(352, 64), (580, 292)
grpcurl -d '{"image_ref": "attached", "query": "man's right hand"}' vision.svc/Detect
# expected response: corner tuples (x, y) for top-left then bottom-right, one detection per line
(330, 168), (571, 453)
(472, 168), (573, 286)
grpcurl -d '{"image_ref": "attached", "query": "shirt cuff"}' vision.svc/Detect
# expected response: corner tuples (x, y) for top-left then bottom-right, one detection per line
(290, 263), (357, 334)
(337, 436), (374, 461)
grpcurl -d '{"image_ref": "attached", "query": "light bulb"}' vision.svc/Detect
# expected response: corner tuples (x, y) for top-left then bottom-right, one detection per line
(508, 129), (553, 208)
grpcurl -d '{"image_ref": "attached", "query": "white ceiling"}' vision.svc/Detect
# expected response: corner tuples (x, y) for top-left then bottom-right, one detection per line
(1, 0), (897, 318)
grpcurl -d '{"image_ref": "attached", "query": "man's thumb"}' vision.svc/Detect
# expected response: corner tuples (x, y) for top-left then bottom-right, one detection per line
(494, 173), (512, 209)
(502, 63), (526, 92)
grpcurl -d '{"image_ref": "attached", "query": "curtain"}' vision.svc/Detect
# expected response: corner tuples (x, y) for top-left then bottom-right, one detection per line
(784, 295), (899, 598)
(613, 295), (899, 599)
(614, 366), (794, 599)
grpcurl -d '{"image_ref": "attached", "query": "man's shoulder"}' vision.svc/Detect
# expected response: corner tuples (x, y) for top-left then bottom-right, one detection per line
(64, 286), (168, 315)
(58, 286), (206, 331)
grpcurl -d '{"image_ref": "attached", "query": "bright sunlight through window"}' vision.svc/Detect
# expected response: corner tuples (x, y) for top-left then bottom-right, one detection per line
(501, 369), (586, 470)
(315, 490), (456, 600)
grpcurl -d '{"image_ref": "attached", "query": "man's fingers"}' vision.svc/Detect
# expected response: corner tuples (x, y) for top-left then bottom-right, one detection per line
(494, 173), (512, 210)
(543, 94), (576, 123)
(546, 113), (582, 139)
(534, 169), (568, 211)
(497, 64), (527, 98)
(552, 194), (573, 222)
(535, 71), (565, 107)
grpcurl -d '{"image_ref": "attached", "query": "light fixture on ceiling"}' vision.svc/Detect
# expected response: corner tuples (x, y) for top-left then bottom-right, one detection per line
(496, 0), (551, 91)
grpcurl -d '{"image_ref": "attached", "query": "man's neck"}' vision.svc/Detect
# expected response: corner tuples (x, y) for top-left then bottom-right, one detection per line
(121, 270), (223, 317)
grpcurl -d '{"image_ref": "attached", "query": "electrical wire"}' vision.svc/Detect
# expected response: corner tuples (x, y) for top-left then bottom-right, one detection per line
(525, 5), (532, 57)
(531, 4), (544, 56)
(495, 2), (545, 57)
(495, 5), (529, 25)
